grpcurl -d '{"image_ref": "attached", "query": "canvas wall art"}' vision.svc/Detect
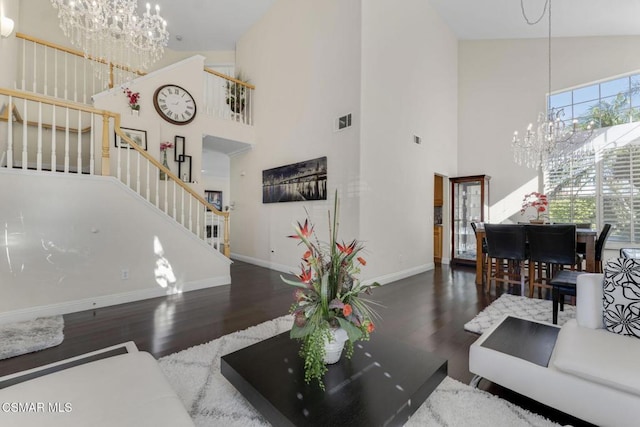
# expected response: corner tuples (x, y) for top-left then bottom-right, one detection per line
(262, 156), (327, 203)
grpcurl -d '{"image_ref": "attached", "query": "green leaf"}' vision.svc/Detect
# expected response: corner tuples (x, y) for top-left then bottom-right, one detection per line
(290, 321), (315, 339)
(320, 272), (330, 314)
(280, 275), (309, 289)
(337, 317), (363, 342)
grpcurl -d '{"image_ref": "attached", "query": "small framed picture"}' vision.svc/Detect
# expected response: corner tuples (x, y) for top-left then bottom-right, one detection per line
(205, 190), (223, 212)
(116, 127), (148, 150)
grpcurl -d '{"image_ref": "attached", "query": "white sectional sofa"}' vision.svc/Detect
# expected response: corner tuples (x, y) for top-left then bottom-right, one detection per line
(470, 273), (640, 427)
(0, 342), (194, 427)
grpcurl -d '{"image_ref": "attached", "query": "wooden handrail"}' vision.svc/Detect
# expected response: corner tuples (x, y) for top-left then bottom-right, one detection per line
(1, 87), (231, 257)
(0, 103), (91, 133)
(204, 67), (256, 90)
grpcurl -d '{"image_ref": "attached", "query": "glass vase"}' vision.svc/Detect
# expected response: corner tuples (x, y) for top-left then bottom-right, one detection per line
(159, 151), (169, 180)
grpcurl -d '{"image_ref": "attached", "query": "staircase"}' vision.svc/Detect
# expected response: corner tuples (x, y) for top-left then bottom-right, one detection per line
(0, 34), (255, 322)
(3, 32), (258, 257)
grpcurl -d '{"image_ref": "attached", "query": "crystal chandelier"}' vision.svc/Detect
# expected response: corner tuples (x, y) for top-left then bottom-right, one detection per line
(512, 0), (594, 169)
(51, 0), (169, 86)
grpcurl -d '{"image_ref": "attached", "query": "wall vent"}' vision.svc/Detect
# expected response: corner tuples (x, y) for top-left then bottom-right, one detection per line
(413, 135), (422, 145)
(336, 113), (352, 131)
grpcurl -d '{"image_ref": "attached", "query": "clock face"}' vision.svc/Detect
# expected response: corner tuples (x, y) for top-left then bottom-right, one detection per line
(153, 84), (197, 125)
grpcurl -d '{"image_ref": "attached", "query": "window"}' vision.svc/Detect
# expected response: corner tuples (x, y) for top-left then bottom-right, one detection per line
(544, 72), (640, 244)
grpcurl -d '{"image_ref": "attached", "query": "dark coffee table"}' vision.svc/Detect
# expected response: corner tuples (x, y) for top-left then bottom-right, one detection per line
(221, 331), (447, 427)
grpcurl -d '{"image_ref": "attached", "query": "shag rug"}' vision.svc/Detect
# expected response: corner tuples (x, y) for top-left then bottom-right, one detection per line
(158, 315), (560, 426)
(0, 316), (65, 360)
(464, 294), (576, 335)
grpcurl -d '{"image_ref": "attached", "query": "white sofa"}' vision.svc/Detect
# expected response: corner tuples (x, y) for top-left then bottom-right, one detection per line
(469, 273), (640, 427)
(0, 342), (194, 427)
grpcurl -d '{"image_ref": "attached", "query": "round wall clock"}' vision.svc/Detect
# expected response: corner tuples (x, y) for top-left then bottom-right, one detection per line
(153, 84), (197, 125)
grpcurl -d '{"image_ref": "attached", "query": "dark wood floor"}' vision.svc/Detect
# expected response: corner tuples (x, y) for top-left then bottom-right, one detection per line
(0, 261), (591, 426)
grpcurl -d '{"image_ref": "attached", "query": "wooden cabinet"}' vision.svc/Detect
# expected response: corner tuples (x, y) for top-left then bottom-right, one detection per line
(450, 175), (490, 265)
(434, 226), (443, 263)
(434, 175), (444, 207)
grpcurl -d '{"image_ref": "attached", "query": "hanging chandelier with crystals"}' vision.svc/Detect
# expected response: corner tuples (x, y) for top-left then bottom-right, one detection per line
(50, 0), (169, 86)
(512, 0), (594, 170)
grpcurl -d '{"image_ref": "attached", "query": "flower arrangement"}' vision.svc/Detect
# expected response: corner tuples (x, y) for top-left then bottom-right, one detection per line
(281, 192), (380, 389)
(123, 88), (140, 110)
(160, 141), (173, 151)
(520, 192), (548, 221)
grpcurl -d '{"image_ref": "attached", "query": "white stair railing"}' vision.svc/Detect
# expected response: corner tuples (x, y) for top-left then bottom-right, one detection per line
(0, 88), (230, 256)
(16, 33), (146, 104)
(203, 68), (254, 125)
(15, 33), (255, 129)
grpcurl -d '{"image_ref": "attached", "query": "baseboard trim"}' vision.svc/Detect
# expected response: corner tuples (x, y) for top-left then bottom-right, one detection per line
(0, 276), (231, 325)
(230, 253), (433, 287)
(364, 263), (434, 286)
(230, 253), (296, 275)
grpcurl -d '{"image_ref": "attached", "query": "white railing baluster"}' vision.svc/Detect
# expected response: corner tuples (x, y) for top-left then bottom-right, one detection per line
(196, 205), (201, 238)
(126, 143), (131, 186)
(74, 55), (78, 103)
(37, 102), (42, 171)
(136, 150), (141, 193)
(54, 49), (58, 98)
(64, 54), (68, 101)
(116, 137), (122, 180)
(64, 107), (70, 173)
(44, 47), (48, 96)
(21, 39), (26, 90)
(163, 176), (168, 214)
(89, 113), (94, 175)
(22, 99), (27, 170)
(145, 161), (150, 200)
(83, 60), (87, 104)
(51, 105), (56, 171)
(32, 41), (37, 93)
(188, 196), (193, 231)
(155, 170), (160, 208)
(172, 181), (177, 220)
(76, 110), (82, 174)
(7, 96), (12, 168)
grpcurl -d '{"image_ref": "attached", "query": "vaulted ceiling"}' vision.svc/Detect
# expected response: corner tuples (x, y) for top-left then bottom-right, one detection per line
(155, 0), (640, 52)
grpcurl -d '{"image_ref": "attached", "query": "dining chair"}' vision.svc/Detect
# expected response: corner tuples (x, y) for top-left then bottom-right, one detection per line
(484, 224), (528, 296)
(576, 223), (611, 273)
(527, 224), (577, 299)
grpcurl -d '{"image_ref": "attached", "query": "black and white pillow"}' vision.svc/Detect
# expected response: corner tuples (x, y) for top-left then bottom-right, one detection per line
(603, 258), (640, 338)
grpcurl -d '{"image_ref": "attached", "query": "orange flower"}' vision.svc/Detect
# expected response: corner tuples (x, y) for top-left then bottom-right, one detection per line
(357, 257), (366, 266)
(289, 219), (314, 239)
(303, 250), (312, 260)
(343, 304), (352, 316)
(298, 266), (312, 284)
(367, 322), (375, 333)
(337, 240), (357, 255)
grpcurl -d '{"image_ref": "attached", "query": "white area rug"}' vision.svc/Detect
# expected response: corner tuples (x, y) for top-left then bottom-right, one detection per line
(464, 294), (576, 335)
(0, 316), (65, 360)
(159, 315), (560, 426)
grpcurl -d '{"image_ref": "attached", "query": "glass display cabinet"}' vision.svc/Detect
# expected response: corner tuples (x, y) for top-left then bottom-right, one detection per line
(450, 175), (490, 265)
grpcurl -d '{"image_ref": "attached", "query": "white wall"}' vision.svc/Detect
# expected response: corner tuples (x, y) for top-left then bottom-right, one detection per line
(359, 0), (459, 280)
(0, 169), (230, 324)
(0, 0), (17, 87)
(231, 0), (362, 273)
(0, 0), (18, 163)
(458, 36), (640, 223)
(93, 56), (208, 189)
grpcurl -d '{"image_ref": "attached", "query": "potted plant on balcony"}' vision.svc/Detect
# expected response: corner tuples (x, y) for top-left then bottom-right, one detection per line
(281, 191), (380, 389)
(225, 72), (249, 114)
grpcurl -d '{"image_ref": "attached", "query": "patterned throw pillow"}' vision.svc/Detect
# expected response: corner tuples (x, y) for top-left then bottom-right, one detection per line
(603, 258), (640, 338)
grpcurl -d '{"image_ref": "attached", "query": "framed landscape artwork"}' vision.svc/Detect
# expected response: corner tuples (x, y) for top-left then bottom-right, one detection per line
(262, 156), (327, 203)
(116, 127), (147, 150)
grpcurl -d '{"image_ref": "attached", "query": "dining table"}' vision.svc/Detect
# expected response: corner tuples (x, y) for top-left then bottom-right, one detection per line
(473, 226), (598, 285)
